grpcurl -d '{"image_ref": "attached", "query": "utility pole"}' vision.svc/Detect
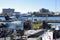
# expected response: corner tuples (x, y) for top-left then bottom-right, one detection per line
(55, 0), (57, 40)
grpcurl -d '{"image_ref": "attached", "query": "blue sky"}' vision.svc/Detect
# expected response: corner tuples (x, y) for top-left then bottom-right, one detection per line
(0, 0), (60, 13)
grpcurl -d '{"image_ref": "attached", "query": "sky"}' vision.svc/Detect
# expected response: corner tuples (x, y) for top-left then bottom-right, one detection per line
(0, 0), (60, 13)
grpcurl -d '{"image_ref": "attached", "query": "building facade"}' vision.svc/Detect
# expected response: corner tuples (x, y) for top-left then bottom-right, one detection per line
(2, 8), (15, 16)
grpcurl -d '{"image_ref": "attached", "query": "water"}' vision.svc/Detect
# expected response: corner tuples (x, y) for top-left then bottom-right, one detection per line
(0, 17), (23, 30)
(21, 17), (60, 26)
(7, 21), (23, 30)
(0, 16), (60, 29)
(28, 17), (60, 20)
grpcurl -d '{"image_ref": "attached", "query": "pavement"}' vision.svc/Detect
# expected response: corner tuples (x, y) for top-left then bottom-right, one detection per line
(1, 29), (60, 40)
(0, 29), (45, 40)
(0, 37), (11, 40)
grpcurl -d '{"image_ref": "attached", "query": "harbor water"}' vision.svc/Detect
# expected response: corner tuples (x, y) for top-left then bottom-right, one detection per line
(0, 16), (60, 29)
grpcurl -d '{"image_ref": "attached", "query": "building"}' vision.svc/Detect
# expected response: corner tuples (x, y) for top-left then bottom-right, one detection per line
(14, 12), (20, 19)
(14, 12), (20, 15)
(2, 8), (15, 16)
